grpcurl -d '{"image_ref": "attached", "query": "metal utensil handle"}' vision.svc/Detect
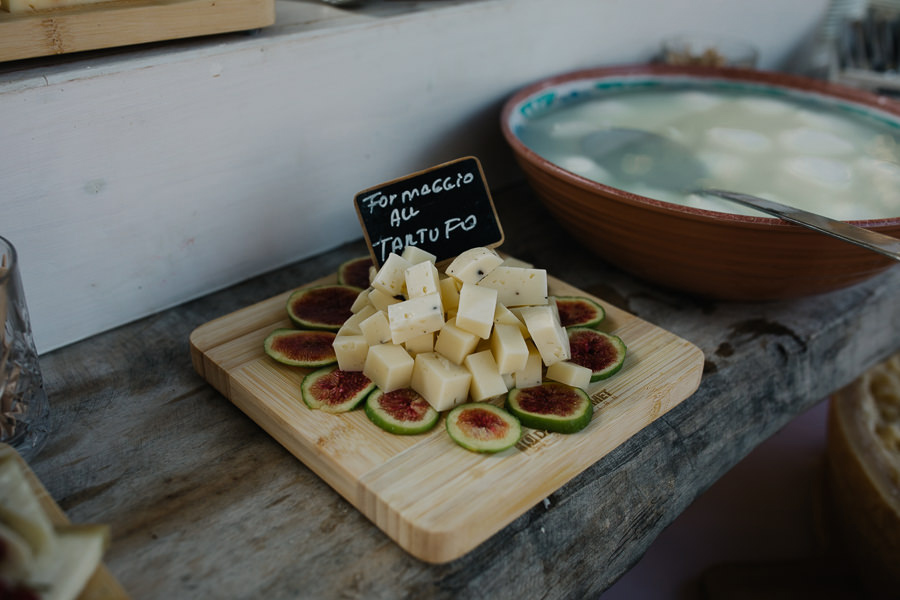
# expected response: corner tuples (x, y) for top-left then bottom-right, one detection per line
(699, 189), (900, 262)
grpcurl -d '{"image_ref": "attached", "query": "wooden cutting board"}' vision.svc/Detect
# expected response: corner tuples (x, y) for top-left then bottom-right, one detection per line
(0, 0), (273, 62)
(189, 269), (705, 564)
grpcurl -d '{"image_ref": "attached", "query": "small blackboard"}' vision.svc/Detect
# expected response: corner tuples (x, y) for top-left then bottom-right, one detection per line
(354, 156), (504, 267)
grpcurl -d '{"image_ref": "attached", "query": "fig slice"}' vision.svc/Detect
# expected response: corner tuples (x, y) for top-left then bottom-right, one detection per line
(301, 365), (375, 413)
(337, 256), (374, 290)
(445, 403), (521, 453)
(506, 382), (593, 433)
(365, 388), (440, 435)
(567, 327), (627, 381)
(554, 295), (605, 328)
(263, 328), (337, 367)
(287, 284), (362, 331)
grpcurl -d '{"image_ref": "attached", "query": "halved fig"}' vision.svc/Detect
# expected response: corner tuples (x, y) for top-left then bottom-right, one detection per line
(365, 388), (440, 435)
(301, 365), (375, 413)
(555, 295), (605, 328)
(287, 284), (361, 331)
(263, 328), (337, 367)
(506, 382), (593, 433)
(567, 327), (626, 381)
(445, 403), (521, 453)
(337, 256), (374, 290)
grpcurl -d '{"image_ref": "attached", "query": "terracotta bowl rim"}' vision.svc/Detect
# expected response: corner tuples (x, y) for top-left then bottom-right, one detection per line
(500, 63), (900, 231)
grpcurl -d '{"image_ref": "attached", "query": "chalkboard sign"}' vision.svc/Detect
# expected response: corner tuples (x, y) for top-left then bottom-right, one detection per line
(354, 156), (505, 267)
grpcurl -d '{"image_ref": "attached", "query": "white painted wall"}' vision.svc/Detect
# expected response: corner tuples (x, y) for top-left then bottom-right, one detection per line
(2, 0), (827, 352)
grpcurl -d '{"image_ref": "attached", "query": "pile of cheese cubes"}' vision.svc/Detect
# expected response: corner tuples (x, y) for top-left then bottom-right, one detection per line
(333, 246), (594, 412)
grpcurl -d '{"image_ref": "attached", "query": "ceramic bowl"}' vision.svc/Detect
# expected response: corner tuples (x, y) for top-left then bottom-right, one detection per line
(500, 64), (900, 301)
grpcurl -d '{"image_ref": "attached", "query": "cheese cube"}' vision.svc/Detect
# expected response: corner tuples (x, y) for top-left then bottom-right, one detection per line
(405, 261), (441, 299)
(350, 288), (372, 313)
(411, 352), (472, 411)
(363, 344), (414, 392)
(401, 245), (437, 265)
(368, 287), (401, 311)
(339, 304), (375, 335)
(439, 277), (461, 312)
(371, 253), (411, 297)
(518, 305), (570, 366)
(359, 310), (392, 346)
(476, 266), (548, 307)
(404, 332), (434, 355)
(464, 350), (508, 401)
(545, 361), (592, 390)
(494, 303), (529, 339)
(333, 335), (369, 372)
(445, 247), (504, 284)
(434, 317), (480, 364)
(387, 293), (444, 345)
(455, 283), (497, 339)
(514, 340), (544, 389)
(491, 323), (529, 374)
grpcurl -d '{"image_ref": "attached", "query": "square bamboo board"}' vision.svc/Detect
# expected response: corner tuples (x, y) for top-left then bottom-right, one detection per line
(0, 0), (273, 62)
(189, 269), (705, 564)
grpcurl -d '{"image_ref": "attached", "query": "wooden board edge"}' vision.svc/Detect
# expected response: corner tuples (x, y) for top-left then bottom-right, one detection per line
(1, 444), (130, 599)
(0, 0), (274, 62)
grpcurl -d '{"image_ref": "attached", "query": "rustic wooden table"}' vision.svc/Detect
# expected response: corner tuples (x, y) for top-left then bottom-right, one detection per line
(29, 183), (900, 599)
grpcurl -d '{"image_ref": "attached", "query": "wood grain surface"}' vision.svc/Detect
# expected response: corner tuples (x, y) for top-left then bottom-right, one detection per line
(0, 0), (273, 62)
(190, 270), (704, 563)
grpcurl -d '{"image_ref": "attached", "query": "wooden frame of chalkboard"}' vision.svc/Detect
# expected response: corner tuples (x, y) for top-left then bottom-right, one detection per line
(354, 157), (505, 268)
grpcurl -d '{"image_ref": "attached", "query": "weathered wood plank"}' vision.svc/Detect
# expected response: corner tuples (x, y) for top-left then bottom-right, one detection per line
(28, 183), (900, 599)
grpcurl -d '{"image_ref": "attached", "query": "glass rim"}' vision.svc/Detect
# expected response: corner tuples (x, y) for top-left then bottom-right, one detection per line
(0, 235), (17, 286)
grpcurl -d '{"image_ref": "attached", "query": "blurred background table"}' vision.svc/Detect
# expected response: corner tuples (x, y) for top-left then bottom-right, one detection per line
(28, 181), (900, 599)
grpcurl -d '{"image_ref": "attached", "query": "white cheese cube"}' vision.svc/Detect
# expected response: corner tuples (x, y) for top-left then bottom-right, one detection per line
(445, 247), (504, 284)
(502, 372), (516, 390)
(411, 352), (472, 411)
(439, 277), (461, 312)
(333, 335), (369, 372)
(494, 303), (529, 339)
(368, 287), (401, 311)
(476, 266), (548, 307)
(405, 261), (441, 299)
(491, 323), (529, 374)
(464, 350), (508, 401)
(404, 332), (434, 355)
(339, 304), (376, 335)
(401, 245), (437, 265)
(359, 310), (392, 346)
(363, 344), (414, 392)
(387, 293), (444, 345)
(545, 361), (592, 391)
(455, 283), (497, 339)
(371, 253), (412, 297)
(514, 341), (544, 389)
(518, 305), (570, 366)
(434, 317), (480, 364)
(350, 288), (372, 313)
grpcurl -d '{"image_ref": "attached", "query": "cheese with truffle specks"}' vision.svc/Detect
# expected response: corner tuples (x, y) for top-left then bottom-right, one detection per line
(476, 266), (548, 307)
(491, 322), (529, 374)
(405, 261), (441, 299)
(514, 340), (544, 389)
(445, 247), (503, 284)
(333, 335), (369, 372)
(545, 360), (592, 390)
(387, 293), (444, 345)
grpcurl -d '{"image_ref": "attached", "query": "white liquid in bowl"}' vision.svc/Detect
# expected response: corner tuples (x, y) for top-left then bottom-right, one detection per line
(515, 85), (900, 220)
